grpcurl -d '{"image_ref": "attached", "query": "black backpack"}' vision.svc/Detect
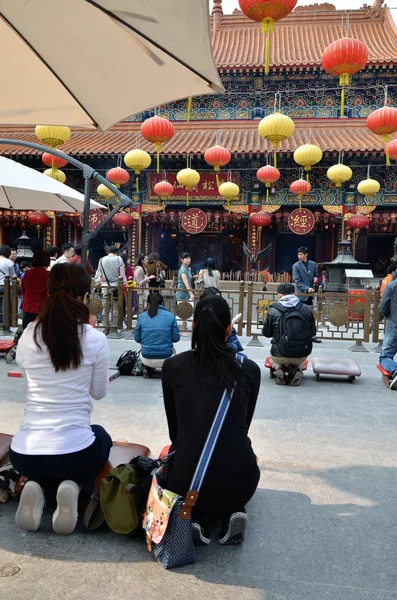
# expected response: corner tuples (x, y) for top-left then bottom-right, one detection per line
(116, 350), (138, 376)
(274, 303), (312, 358)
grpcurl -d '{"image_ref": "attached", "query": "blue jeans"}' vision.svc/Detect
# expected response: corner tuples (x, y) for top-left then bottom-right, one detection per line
(380, 324), (397, 375)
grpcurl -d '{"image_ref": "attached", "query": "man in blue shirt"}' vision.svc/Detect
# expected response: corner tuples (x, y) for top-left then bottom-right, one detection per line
(292, 246), (321, 343)
(379, 275), (397, 389)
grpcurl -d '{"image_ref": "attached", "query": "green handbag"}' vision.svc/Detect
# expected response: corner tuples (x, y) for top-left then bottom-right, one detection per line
(84, 463), (141, 535)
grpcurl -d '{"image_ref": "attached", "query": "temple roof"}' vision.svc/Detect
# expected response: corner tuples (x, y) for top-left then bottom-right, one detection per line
(0, 120), (391, 157)
(211, 3), (397, 69)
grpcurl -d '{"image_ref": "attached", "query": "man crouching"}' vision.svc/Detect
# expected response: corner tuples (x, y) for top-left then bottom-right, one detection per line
(262, 283), (316, 386)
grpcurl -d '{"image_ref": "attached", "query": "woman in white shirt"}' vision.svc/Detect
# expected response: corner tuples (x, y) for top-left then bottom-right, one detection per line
(10, 263), (111, 535)
(134, 253), (154, 287)
(198, 257), (221, 290)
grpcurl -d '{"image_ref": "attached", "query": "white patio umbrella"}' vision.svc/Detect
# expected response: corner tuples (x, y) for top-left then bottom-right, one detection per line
(0, 0), (223, 130)
(0, 157), (103, 212)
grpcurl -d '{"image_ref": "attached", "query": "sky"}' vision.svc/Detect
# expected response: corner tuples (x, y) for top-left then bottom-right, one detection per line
(211, 0), (397, 20)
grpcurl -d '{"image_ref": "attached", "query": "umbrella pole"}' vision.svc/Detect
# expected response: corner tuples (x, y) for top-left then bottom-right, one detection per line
(80, 175), (92, 268)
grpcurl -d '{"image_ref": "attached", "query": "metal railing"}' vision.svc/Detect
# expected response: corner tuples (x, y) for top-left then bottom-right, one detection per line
(1, 276), (384, 352)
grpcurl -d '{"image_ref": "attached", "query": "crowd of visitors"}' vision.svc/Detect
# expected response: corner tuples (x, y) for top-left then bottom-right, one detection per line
(7, 239), (397, 562)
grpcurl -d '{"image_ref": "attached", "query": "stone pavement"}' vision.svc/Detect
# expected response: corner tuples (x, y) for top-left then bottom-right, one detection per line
(1, 333), (397, 600)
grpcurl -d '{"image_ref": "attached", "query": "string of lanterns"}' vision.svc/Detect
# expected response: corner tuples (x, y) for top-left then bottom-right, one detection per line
(30, 17), (395, 239)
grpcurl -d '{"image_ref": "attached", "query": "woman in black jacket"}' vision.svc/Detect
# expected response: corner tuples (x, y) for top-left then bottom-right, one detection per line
(161, 295), (260, 546)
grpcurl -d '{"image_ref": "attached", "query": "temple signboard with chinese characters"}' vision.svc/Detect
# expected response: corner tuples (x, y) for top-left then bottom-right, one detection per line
(181, 208), (207, 234)
(148, 173), (239, 200)
(288, 208), (315, 235)
(79, 208), (104, 231)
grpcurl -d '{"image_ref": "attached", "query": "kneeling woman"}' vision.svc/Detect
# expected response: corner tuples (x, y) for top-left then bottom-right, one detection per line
(161, 295), (260, 545)
(10, 263), (112, 535)
(134, 292), (180, 378)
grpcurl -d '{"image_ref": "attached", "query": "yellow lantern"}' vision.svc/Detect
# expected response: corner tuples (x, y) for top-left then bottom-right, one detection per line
(124, 149), (152, 192)
(43, 168), (66, 184)
(357, 178), (380, 199)
(218, 181), (240, 208)
(327, 164), (353, 188)
(97, 183), (115, 200)
(293, 144), (323, 182)
(35, 125), (71, 148)
(176, 168), (200, 206)
(258, 113), (295, 168)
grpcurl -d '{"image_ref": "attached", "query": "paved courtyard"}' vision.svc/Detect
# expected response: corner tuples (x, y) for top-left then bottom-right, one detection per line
(0, 333), (396, 600)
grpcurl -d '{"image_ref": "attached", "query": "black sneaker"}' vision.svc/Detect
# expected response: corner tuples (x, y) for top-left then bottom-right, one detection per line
(312, 337), (322, 343)
(390, 372), (397, 390)
(192, 522), (211, 545)
(218, 512), (247, 545)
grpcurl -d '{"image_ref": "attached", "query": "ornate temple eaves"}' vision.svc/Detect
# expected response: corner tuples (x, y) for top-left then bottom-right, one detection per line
(211, 3), (397, 69)
(0, 120), (392, 157)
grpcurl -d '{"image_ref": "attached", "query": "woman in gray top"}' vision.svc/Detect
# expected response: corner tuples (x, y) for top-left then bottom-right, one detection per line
(198, 257), (221, 290)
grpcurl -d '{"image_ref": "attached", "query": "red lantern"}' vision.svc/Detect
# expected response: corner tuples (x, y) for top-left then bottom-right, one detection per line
(238, 0), (297, 74)
(386, 139), (397, 162)
(367, 107), (397, 165)
(141, 116), (175, 173)
(28, 211), (49, 236)
(42, 152), (67, 169)
(322, 38), (368, 117)
(249, 212), (271, 227)
(347, 214), (369, 229)
(290, 179), (311, 196)
(290, 179), (311, 210)
(113, 212), (134, 230)
(153, 180), (174, 207)
(107, 167), (130, 187)
(257, 165), (280, 203)
(204, 145), (231, 171)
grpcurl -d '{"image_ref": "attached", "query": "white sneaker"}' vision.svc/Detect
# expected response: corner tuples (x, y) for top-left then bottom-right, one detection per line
(52, 480), (81, 535)
(390, 373), (397, 390)
(15, 481), (45, 532)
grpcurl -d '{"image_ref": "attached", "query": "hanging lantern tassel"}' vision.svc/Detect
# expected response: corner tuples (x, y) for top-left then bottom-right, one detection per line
(299, 195), (302, 212)
(216, 173), (221, 190)
(186, 191), (189, 207)
(339, 74), (349, 118)
(306, 171), (310, 183)
(266, 187), (269, 204)
(273, 153), (277, 169)
(136, 175), (139, 193)
(261, 18), (274, 76)
(154, 142), (162, 173)
(187, 97), (192, 122)
(383, 135), (391, 166)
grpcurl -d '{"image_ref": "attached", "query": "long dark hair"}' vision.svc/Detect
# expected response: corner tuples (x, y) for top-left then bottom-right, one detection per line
(192, 295), (240, 389)
(34, 263), (91, 372)
(135, 253), (147, 270)
(148, 253), (160, 264)
(204, 257), (215, 276)
(147, 292), (164, 317)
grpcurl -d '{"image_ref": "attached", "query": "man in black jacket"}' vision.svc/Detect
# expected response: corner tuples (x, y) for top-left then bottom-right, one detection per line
(262, 283), (316, 385)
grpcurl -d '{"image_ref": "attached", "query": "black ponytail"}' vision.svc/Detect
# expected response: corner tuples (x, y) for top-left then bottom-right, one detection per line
(147, 292), (164, 317)
(34, 263), (91, 372)
(192, 295), (240, 389)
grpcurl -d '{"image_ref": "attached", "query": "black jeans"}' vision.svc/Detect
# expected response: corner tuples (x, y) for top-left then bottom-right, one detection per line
(9, 424), (112, 499)
(22, 312), (37, 330)
(301, 297), (313, 306)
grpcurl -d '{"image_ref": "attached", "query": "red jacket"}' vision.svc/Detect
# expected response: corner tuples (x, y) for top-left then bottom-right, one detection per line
(21, 267), (49, 314)
(69, 255), (94, 276)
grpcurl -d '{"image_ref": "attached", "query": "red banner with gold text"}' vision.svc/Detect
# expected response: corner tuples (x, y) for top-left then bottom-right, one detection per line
(148, 172), (239, 200)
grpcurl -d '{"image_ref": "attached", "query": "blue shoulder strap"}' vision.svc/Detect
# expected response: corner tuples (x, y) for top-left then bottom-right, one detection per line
(188, 353), (244, 493)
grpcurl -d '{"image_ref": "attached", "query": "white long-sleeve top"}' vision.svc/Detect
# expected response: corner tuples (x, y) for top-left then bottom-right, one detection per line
(11, 323), (109, 456)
